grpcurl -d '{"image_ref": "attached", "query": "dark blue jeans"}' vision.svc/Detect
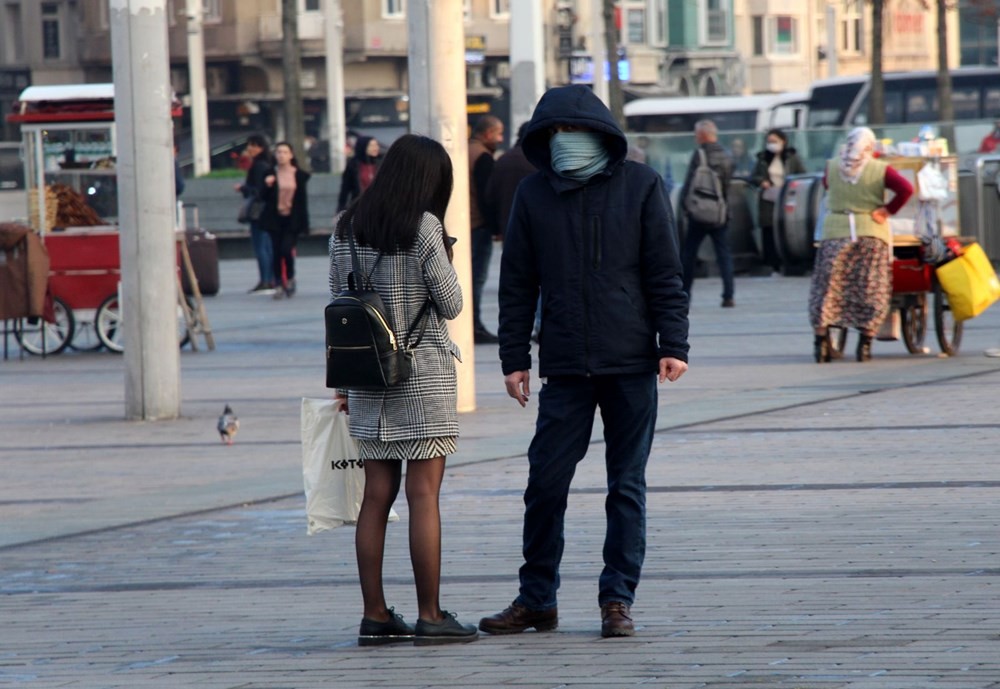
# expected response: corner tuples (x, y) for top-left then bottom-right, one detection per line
(250, 221), (275, 285)
(516, 373), (657, 610)
(681, 218), (734, 301)
(470, 225), (493, 329)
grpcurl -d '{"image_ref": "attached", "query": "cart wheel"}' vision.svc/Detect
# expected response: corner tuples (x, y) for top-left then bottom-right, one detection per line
(932, 275), (963, 356)
(900, 294), (928, 354)
(95, 294), (124, 353)
(96, 295), (193, 353)
(827, 326), (848, 360)
(14, 297), (75, 356)
(69, 310), (104, 352)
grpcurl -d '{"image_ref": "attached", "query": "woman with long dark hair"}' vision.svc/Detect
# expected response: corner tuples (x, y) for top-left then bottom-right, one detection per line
(337, 135), (381, 211)
(260, 141), (310, 298)
(329, 134), (475, 646)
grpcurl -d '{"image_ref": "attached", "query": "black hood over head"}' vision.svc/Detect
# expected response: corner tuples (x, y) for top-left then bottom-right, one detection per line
(521, 85), (628, 187)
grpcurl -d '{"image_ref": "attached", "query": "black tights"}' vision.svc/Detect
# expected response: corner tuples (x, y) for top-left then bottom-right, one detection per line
(270, 217), (297, 284)
(355, 457), (446, 623)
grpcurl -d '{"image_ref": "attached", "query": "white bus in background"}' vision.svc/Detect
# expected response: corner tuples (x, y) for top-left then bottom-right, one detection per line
(624, 92), (808, 134)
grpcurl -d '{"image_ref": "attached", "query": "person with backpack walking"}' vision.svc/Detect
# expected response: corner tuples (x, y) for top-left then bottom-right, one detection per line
(679, 119), (734, 307)
(329, 134), (477, 646)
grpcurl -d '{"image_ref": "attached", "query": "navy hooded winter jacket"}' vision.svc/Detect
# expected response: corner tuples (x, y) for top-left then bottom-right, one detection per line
(498, 85), (690, 378)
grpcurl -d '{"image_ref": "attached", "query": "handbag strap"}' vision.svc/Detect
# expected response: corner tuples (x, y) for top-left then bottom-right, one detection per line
(345, 222), (433, 349)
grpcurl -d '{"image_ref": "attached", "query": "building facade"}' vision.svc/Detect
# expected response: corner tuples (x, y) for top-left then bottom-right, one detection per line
(734, 0), (961, 95)
(0, 0), (976, 146)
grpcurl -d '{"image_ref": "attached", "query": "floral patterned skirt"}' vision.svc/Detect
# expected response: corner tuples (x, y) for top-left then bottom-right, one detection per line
(356, 436), (457, 461)
(809, 237), (892, 337)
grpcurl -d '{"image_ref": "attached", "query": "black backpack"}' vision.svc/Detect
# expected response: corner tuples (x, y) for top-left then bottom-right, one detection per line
(683, 148), (727, 226)
(325, 227), (429, 390)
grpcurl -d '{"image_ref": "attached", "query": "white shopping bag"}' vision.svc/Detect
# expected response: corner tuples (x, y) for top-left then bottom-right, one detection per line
(301, 398), (398, 535)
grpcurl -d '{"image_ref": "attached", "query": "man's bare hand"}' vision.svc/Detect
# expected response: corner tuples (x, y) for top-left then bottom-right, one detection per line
(504, 370), (531, 407)
(658, 357), (688, 383)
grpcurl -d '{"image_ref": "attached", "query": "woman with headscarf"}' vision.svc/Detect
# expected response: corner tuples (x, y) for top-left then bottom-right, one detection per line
(809, 127), (913, 363)
(337, 136), (381, 212)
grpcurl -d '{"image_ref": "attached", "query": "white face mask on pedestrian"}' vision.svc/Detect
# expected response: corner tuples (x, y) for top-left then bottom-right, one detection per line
(766, 142), (783, 154)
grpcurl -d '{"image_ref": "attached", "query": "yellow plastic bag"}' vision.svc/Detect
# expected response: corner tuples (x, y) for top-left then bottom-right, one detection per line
(934, 242), (1000, 322)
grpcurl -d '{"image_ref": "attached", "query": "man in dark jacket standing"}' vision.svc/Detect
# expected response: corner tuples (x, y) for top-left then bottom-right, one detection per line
(679, 119), (735, 307)
(480, 85), (689, 639)
(468, 115), (504, 343)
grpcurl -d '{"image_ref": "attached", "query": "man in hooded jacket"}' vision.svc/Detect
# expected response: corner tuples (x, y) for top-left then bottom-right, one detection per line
(481, 85), (690, 639)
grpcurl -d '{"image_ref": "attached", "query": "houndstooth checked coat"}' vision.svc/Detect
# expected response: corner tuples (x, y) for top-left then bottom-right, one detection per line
(328, 212), (463, 442)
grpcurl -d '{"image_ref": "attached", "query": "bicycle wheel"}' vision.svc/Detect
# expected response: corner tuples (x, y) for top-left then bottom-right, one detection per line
(933, 275), (963, 356)
(900, 294), (928, 354)
(14, 297), (75, 356)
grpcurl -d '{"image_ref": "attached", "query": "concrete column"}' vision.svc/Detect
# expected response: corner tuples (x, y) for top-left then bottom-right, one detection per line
(509, 0), (545, 138)
(186, 0), (210, 176)
(590, 0), (608, 105)
(408, 0), (476, 412)
(826, 4), (838, 78)
(110, 0), (181, 420)
(323, 0), (347, 173)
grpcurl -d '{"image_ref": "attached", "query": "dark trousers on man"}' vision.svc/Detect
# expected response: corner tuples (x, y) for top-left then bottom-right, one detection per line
(470, 225), (494, 331)
(680, 218), (734, 301)
(515, 373), (657, 611)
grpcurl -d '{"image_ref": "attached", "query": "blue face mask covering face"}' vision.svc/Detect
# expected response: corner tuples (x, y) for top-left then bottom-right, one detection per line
(549, 131), (610, 181)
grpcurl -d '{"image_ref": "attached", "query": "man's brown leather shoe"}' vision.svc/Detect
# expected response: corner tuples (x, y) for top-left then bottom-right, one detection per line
(601, 602), (635, 637)
(478, 601), (558, 635)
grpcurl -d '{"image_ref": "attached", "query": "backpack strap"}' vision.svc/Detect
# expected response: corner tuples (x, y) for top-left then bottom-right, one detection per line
(403, 299), (433, 350)
(346, 222), (382, 290)
(345, 222), (432, 349)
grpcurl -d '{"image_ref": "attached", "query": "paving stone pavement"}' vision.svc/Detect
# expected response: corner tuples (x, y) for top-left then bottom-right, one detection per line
(2, 253), (1000, 688)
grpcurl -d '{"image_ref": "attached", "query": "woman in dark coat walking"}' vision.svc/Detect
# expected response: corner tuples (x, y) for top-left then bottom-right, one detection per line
(260, 141), (310, 298)
(329, 134), (476, 646)
(337, 135), (381, 211)
(235, 135), (275, 292)
(749, 128), (806, 273)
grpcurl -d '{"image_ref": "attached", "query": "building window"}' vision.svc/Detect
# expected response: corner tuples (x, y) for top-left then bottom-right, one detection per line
(204, 0), (221, 23)
(41, 2), (61, 60)
(304, 0), (320, 10)
(769, 15), (797, 55)
(383, 0), (405, 18)
(490, 0), (510, 18)
(650, 0), (667, 47)
(840, 0), (863, 54)
(751, 15), (764, 56)
(702, 0), (729, 45)
(4, 3), (25, 62)
(626, 7), (645, 44)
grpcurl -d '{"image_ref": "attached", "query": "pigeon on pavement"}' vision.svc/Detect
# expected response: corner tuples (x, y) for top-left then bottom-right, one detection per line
(217, 404), (240, 445)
